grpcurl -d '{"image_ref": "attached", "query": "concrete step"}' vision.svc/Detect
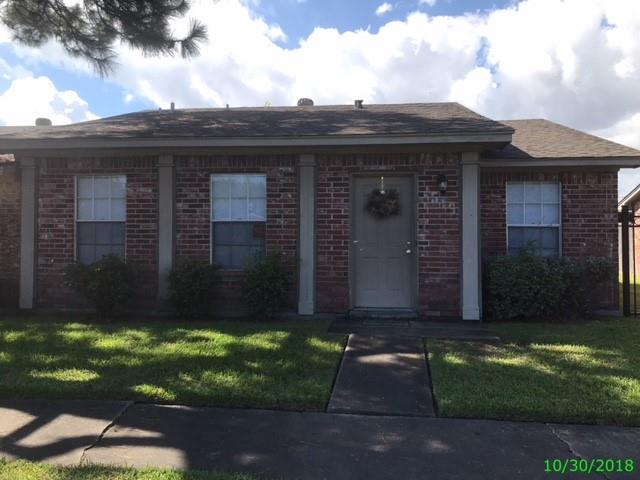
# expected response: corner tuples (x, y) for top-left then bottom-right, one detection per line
(348, 309), (418, 321)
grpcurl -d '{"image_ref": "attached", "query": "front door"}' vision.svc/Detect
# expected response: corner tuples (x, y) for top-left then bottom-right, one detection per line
(353, 175), (415, 309)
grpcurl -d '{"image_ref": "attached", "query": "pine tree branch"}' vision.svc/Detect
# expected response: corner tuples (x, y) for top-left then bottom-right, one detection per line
(0, 0), (208, 76)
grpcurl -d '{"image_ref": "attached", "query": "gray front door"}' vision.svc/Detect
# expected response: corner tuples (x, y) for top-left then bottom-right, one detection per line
(353, 176), (415, 309)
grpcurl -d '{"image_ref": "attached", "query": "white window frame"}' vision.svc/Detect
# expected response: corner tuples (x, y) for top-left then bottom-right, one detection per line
(75, 175), (127, 222)
(209, 173), (267, 269)
(506, 181), (562, 257)
(210, 174), (267, 222)
(74, 175), (127, 262)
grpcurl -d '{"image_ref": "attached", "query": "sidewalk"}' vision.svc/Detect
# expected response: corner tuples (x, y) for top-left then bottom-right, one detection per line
(1, 399), (639, 480)
(327, 335), (435, 416)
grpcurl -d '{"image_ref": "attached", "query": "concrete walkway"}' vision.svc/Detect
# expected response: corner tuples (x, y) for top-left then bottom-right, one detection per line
(2, 400), (640, 479)
(327, 335), (435, 416)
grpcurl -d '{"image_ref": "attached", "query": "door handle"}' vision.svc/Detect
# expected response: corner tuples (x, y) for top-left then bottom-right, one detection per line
(405, 249), (412, 255)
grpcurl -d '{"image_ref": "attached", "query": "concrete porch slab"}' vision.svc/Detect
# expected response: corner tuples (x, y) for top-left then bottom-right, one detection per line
(328, 319), (500, 341)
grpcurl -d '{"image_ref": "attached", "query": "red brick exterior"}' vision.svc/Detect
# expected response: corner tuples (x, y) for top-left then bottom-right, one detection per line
(481, 170), (618, 258)
(36, 157), (158, 307)
(480, 170), (619, 306)
(0, 151), (622, 317)
(315, 152), (461, 318)
(174, 155), (298, 315)
(0, 161), (20, 307)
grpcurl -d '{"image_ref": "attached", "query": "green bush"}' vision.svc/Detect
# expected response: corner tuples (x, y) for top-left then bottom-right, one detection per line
(242, 252), (291, 318)
(486, 248), (615, 321)
(63, 255), (134, 319)
(168, 259), (219, 319)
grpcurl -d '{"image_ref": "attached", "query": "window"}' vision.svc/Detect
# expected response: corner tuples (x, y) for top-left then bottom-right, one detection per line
(506, 181), (560, 257)
(76, 176), (126, 265)
(211, 174), (266, 269)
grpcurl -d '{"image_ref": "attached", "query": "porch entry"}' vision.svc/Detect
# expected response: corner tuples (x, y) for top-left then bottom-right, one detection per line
(352, 175), (415, 309)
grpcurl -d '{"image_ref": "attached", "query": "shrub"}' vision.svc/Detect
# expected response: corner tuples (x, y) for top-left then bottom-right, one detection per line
(63, 255), (134, 320)
(486, 248), (615, 321)
(242, 252), (291, 318)
(168, 259), (219, 319)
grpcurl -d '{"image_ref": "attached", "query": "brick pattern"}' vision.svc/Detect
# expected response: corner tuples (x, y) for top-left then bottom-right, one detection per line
(0, 162), (20, 307)
(481, 171), (618, 258)
(5, 150), (620, 316)
(315, 152), (461, 318)
(480, 170), (618, 306)
(175, 155), (298, 314)
(37, 157), (158, 307)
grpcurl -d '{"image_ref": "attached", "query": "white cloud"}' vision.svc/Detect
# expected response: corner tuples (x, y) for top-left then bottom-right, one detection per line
(267, 25), (287, 42)
(448, 67), (493, 110)
(618, 169), (640, 200)
(419, 0), (436, 6)
(593, 113), (640, 150)
(593, 114), (640, 199)
(375, 2), (393, 16)
(0, 76), (97, 126)
(2, 0), (640, 198)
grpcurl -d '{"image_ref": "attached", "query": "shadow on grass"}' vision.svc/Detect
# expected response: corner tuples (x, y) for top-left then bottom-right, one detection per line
(0, 319), (344, 411)
(428, 319), (640, 425)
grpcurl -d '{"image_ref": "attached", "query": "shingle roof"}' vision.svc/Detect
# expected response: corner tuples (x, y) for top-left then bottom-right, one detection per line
(486, 119), (640, 159)
(0, 103), (512, 140)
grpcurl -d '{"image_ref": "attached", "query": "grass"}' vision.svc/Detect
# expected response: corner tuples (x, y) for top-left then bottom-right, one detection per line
(619, 280), (640, 313)
(428, 318), (640, 425)
(0, 460), (252, 480)
(0, 318), (345, 410)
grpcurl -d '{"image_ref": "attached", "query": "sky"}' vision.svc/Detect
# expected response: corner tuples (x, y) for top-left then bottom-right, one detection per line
(0, 0), (639, 198)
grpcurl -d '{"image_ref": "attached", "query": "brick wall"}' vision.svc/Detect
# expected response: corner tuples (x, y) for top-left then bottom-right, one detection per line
(480, 170), (618, 306)
(37, 157), (158, 307)
(0, 161), (20, 307)
(315, 152), (461, 318)
(175, 155), (298, 315)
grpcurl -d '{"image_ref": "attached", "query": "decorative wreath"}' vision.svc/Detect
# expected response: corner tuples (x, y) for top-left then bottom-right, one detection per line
(365, 188), (400, 219)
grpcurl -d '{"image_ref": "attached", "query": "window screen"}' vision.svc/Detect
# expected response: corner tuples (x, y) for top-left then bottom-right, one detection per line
(76, 176), (126, 265)
(211, 174), (266, 269)
(506, 181), (560, 257)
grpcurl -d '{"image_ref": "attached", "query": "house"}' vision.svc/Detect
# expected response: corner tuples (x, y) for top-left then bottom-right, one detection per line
(0, 101), (638, 320)
(617, 183), (640, 302)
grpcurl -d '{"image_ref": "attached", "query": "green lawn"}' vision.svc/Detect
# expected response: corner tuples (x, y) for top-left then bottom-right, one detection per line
(428, 318), (640, 425)
(0, 460), (252, 480)
(619, 281), (640, 312)
(0, 318), (344, 410)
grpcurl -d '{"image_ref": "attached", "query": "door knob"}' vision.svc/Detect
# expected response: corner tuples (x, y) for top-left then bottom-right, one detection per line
(405, 249), (412, 255)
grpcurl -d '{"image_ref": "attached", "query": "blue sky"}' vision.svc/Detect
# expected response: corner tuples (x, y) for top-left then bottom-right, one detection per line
(0, 0), (639, 195)
(0, 0), (518, 119)
(251, 0), (515, 50)
(0, 45), (152, 117)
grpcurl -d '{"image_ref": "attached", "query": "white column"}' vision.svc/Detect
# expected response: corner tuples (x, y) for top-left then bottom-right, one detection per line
(461, 152), (481, 320)
(19, 157), (36, 309)
(157, 155), (175, 300)
(298, 154), (316, 315)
